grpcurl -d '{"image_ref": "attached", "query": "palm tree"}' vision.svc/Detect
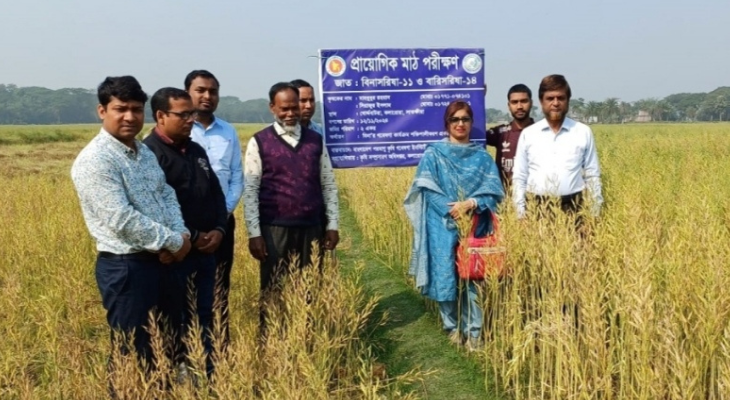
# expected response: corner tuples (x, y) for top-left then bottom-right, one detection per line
(602, 98), (620, 123)
(619, 101), (634, 123)
(585, 101), (602, 124)
(570, 98), (586, 122)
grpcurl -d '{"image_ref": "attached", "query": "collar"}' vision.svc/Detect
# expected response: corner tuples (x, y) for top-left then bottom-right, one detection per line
(100, 128), (139, 158)
(193, 116), (218, 131)
(510, 118), (534, 131)
(538, 117), (574, 133)
(272, 121), (301, 139)
(153, 127), (189, 152)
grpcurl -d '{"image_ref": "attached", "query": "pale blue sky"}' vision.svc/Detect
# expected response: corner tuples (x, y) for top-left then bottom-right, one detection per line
(2, 0), (728, 110)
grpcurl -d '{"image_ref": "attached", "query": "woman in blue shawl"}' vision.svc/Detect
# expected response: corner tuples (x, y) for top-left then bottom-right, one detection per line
(404, 100), (504, 347)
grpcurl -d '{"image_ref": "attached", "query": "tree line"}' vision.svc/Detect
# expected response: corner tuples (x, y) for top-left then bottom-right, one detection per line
(0, 84), (316, 125)
(0, 83), (728, 125)
(569, 87), (730, 123)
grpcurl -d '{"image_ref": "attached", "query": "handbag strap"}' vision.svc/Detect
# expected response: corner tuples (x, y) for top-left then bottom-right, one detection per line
(469, 210), (501, 239)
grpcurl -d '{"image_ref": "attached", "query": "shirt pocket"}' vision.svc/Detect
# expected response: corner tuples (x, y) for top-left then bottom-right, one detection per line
(562, 145), (584, 168)
(207, 137), (233, 170)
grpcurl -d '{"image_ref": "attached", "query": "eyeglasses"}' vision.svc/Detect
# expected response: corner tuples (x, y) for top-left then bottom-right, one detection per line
(448, 116), (472, 124)
(166, 110), (198, 120)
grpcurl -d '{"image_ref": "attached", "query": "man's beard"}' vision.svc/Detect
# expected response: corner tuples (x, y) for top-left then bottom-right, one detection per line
(546, 110), (567, 122)
(511, 110), (528, 122)
(276, 117), (298, 133)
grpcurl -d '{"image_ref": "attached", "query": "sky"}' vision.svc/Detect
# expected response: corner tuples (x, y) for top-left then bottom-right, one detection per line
(1, 0), (728, 111)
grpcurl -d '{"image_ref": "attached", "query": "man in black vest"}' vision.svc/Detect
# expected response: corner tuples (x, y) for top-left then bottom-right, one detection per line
(143, 87), (227, 377)
(243, 82), (340, 332)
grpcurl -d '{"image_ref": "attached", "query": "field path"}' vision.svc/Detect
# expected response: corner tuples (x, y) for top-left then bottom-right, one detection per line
(338, 198), (504, 400)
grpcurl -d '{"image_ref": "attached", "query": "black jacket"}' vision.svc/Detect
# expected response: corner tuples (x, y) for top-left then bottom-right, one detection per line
(143, 129), (228, 243)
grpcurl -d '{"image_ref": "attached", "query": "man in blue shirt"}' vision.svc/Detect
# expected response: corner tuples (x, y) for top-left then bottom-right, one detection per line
(291, 79), (324, 135)
(185, 70), (244, 347)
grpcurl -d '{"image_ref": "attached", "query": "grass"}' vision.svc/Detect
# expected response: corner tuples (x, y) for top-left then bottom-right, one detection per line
(338, 193), (499, 399)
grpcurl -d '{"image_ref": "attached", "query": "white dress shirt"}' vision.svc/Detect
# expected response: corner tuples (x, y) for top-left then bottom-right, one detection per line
(512, 117), (603, 217)
(243, 122), (339, 238)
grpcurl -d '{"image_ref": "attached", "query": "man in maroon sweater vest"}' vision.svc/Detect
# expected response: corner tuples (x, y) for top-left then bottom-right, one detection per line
(243, 82), (340, 330)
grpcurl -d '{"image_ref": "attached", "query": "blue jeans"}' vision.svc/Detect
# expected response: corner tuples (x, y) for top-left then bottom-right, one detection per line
(437, 280), (483, 338)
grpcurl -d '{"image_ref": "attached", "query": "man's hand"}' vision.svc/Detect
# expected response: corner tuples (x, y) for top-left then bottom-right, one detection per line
(447, 200), (476, 219)
(172, 235), (192, 262)
(199, 230), (223, 253)
(324, 230), (339, 251)
(194, 232), (211, 249)
(159, 250), (175, 265)
(249, 236), (267, 261)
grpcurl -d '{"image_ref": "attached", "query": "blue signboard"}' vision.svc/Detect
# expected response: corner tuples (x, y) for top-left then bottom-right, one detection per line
(318, 48), (485, 168)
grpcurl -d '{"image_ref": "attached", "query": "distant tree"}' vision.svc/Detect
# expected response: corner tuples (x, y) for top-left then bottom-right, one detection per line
(601, 98), (620, 123)
(618, 101), (634, 123)
(664, 92), (707, 121)
(486, 108), (509, 123)
(585, 101), (602, 123)
(570, 97), (586, 122)
(712, 95), (729, 121)
(1, 83), (729, 125)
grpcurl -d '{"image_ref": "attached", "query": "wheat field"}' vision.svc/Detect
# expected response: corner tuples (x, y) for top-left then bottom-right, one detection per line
(338, 123), (730, 399)
(1, 123), (729, 399)
(0, 124), (422, 399)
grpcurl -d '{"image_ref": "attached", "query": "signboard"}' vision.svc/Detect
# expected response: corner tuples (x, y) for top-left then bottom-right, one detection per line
(318, 48), (485, 168)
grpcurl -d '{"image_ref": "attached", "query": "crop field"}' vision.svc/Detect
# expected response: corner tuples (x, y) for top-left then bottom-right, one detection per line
(1, 123), (729, 399)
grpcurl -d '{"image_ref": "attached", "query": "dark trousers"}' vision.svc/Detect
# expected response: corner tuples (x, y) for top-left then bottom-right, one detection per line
(258, 224), (324, 331)
(214, 215), (235, 346)
(182, 252), (216, 375)
(531, 191), (584, 228)
(96, 252), (191, 369)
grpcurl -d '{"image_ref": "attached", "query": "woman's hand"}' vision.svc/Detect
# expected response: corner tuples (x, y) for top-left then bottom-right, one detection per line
(447, 199), (477, 219)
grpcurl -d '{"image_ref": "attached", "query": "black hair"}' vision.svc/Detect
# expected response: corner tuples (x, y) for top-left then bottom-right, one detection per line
(268, 82), (299, 103)
(184, 70), (220, 90)
(507, 84), (532, 100)
(290, 79), (313, 90)
(150, 87), (191, 122)
(97, 76), (148, 107)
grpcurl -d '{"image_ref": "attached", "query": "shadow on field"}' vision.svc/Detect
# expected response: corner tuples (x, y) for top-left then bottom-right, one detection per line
(374, 290), (426, 331)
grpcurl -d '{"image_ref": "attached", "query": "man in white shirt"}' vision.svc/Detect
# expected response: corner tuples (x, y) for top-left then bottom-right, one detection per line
(512, 74), (603, 223)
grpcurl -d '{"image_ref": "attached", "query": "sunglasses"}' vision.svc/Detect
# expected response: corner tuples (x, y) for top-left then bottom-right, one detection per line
(448, 116), (472, 124)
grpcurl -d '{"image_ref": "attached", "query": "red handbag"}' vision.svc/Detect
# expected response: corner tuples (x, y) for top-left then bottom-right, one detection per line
(456, 212), (507, 280)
